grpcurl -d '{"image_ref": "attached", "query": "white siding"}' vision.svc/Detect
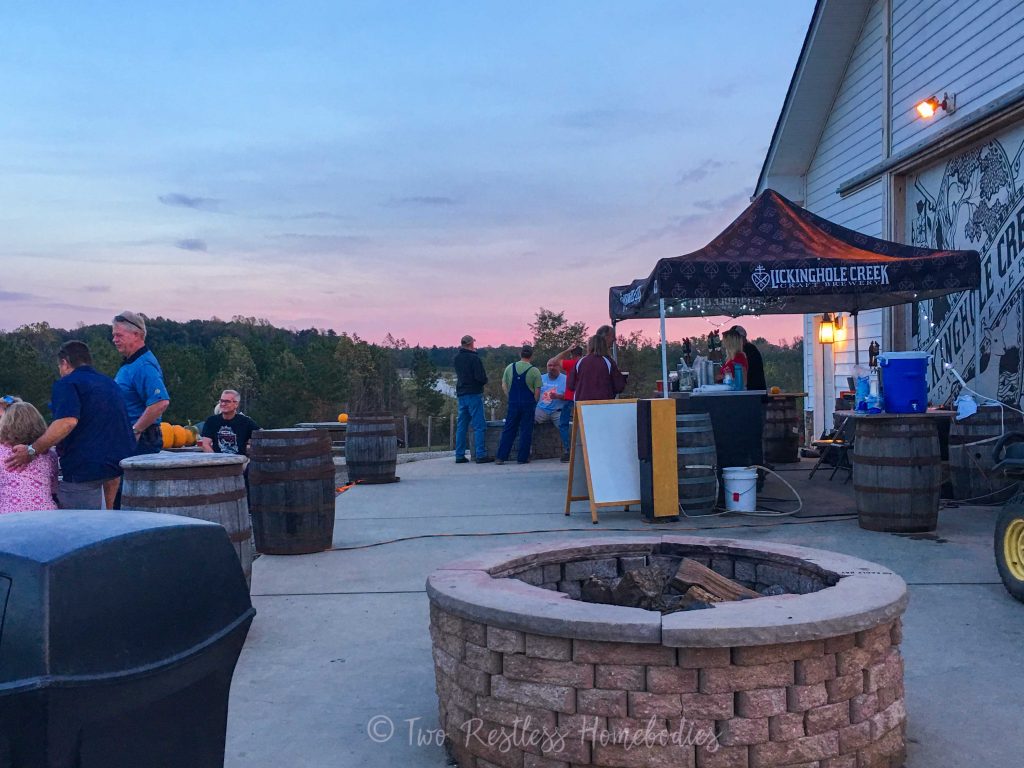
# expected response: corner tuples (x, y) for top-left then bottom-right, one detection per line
(891, 0), (1024, 154)
(797, 3), (887, 436)
(804, 0), (885, 211)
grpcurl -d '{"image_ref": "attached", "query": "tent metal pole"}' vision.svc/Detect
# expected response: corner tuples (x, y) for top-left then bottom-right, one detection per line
(611, 320), (618, 362)
(853, 311), (860, 366)
(659, 299), (669, 399)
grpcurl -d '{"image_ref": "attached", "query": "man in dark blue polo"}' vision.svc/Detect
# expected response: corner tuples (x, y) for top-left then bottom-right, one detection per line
(112, 310), (170, 455)
(4, 341), (137, 509)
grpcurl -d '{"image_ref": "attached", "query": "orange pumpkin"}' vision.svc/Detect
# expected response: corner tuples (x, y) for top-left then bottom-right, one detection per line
(159, 422), (174, 448)
(186, 425), (199, 446)
(171, 425), (189, 449)
(337, 413), (349, 424)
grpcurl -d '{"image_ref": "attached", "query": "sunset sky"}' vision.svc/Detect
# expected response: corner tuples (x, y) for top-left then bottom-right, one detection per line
(2, 1), (814, 346)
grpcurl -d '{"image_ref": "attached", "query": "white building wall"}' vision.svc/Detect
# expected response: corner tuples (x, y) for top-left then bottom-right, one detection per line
(891, 0), (1024, 154)
(804, 0), (885, 211)
(801, 0), (886, 437)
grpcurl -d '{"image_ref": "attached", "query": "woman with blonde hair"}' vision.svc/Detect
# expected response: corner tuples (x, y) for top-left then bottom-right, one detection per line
(0, 395), (22, 418)
(719, 330), (749, 390)
(0, 402), (58, 513)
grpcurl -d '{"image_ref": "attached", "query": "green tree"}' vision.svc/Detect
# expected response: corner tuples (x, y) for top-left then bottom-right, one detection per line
(409, 347), (444, 415)
(210, 337), (260, 410)
(254, 350), (313, 426)
(159, 343), (210, 424)
(528, 308), (587, 362)
(335, 334), (402, 413)
(0, 334), (56, 408)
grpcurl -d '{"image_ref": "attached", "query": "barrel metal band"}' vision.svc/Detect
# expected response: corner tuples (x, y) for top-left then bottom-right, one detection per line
(854, 484), (939, 495)
(249, 465), (334, 483)
(122, 488), (247, 508)
(852, 454), (941, 467)
(124, 465), (243, 481)
(249, 443), (330, 461)
(250, 503), (327, 515)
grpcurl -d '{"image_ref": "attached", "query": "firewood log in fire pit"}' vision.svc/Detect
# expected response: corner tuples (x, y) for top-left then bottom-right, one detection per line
(671, 558), (761, 601)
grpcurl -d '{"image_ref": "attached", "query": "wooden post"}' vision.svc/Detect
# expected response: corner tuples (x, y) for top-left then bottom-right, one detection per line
(449, 413), (455, 449)
(427, 415), (432, 452)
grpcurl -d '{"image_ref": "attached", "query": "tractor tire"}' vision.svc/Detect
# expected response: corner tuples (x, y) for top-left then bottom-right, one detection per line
(994, 503), (1024, 603)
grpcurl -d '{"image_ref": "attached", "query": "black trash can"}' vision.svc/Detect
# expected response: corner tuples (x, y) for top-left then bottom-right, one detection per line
(0, 510), (255, 768)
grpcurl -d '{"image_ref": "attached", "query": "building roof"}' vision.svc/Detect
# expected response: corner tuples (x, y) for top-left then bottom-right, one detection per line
(754, 0), (875, 201)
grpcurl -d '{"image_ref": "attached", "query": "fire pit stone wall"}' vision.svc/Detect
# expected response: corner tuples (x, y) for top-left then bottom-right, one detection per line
(427, 536), (908, 768)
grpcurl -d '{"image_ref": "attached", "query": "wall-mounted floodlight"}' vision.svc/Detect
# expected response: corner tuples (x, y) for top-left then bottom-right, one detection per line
(915, 92), (956, 119)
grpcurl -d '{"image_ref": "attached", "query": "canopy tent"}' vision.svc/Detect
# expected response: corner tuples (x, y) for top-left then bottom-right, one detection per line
(609, 189), (982, 395)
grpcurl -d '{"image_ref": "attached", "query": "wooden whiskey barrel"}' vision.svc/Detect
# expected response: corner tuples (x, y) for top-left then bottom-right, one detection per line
(248, 429), (336, 555)
(120, 452), (253, 588)
(853, 417), (941, 532)
(949, 405), (1024, 503)
(346, 415), (400, 484)
(676, 412), (718, 516)
(763, 396), (801, 463)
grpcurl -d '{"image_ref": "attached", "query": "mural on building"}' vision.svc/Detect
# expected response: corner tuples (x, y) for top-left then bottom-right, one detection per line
(909, 129), (1024, 406)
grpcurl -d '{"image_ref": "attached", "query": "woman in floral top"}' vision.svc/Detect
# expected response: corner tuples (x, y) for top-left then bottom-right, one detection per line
(0, 402), (58, 513)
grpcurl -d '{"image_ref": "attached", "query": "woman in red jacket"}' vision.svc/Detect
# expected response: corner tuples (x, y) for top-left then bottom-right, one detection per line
(719, 330), (748, 389)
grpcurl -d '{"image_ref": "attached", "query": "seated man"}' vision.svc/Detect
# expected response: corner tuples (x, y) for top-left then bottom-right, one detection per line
(535, 359), (569, 457)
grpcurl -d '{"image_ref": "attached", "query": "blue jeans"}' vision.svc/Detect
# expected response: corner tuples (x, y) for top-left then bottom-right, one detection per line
(456, 394), (487, 458)
(497, 401), (535, 463)
(558, 401), (572, 452)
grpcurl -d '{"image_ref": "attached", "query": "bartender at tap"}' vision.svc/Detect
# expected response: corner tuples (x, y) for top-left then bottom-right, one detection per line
(718, 330), (748, 388)
(729, 325), (766, 391)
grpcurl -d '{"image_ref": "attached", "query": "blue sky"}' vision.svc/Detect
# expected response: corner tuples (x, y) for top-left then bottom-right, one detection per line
(1, 1), (815, 345)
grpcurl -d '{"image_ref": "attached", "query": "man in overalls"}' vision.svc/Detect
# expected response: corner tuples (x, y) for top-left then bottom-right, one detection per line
(495, 345), (541, 465)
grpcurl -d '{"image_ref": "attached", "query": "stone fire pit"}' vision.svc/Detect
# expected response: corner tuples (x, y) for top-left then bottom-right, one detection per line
(427, 536), (907, 768)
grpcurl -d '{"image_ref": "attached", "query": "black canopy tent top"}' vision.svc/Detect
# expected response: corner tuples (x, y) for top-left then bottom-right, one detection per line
(611, 189), (980, 321)
(609, 189), (982, 395)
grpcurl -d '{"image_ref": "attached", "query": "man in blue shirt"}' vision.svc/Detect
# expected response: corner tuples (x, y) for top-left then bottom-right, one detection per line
(112, 310), (170, 456)
(4, 341), (137, 509)
(534, 358), (569, 457)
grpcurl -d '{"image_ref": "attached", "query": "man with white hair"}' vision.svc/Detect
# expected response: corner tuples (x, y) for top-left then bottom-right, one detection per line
(730, 326), (767, 390)
(112, 310), (170, 455)
(201, 389), (259, 455)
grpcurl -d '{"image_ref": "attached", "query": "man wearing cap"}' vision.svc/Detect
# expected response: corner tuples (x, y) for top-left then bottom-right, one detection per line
(453, 334), (493, 464)
(731, 326), (767, 391)
(112, 311), (170, 457)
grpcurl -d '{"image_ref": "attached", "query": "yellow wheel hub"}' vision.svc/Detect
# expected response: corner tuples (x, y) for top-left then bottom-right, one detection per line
(1004, 518), (1024, 582)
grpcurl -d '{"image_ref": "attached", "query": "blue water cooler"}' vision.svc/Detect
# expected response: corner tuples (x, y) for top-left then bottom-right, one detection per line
(877, 352), (931, 413)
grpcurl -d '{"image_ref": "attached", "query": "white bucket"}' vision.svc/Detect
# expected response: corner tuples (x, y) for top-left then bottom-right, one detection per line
(722, 466), (757, 513)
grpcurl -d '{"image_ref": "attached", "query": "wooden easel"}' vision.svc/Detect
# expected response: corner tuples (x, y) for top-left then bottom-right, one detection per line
(564, 399), (641, 524)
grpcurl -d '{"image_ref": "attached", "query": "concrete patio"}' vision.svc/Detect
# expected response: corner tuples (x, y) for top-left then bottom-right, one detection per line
(225, 457), (1024, 767)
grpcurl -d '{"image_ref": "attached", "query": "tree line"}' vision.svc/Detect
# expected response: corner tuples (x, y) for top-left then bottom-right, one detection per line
(0, 310), (803, 428)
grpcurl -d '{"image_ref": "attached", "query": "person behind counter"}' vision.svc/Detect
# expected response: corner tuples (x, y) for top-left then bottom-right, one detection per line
(719, 330), (748, 390)
(730, 325), (766, 390)
(568, 334), (626, 401)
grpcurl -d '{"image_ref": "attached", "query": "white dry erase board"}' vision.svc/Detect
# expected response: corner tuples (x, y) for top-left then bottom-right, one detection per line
(564, 399), (640, 523)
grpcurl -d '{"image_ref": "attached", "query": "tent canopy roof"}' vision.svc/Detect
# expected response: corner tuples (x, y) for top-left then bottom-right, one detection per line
(610, 189), (981, 321)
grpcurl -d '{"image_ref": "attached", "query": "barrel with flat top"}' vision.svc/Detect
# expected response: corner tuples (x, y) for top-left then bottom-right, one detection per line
(248, 428), (336, 555)
(853, 417), (941, 532)
(345, 414), (400, 484)
(763, 396), (801, 463)
(948, 405), (1024, 502)
(120, 452), (253, 588)
(676, 412), (718, 516)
